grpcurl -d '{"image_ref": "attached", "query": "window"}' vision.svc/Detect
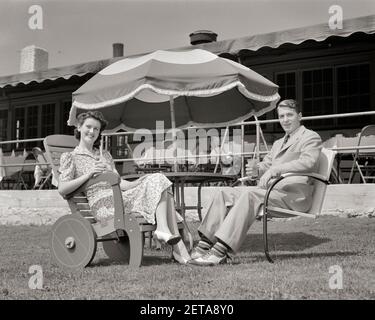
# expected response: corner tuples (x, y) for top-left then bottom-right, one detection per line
(14, 107), (26, 148)
(61, 101), (74, 135)
(0, 110), (8, 142)
(13, 103), (56, 149)
(27, 106), (39, 139)
(42, 103), (55, 137)
(277, 72), (296, 101)
(337, 64), (370, 126)
(274, 72), (297, 131)
(302, 68), (334, 127)
(275, 63), (372, 131)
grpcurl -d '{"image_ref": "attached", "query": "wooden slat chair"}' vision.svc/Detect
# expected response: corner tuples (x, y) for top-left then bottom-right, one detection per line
(44, 134), (186, 270)
(262, 148), (336, 263)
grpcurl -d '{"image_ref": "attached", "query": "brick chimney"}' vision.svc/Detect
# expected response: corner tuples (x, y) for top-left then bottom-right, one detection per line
(189, 30), (218, 45)
(112, 43), (124, 58)
(19, 45), (48, 73)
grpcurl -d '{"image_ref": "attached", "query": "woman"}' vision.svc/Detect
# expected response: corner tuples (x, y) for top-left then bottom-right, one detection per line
(58, 111), (191, 264)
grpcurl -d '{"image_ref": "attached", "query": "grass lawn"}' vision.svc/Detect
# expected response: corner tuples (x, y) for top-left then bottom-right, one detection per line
(1, 216), (374, 300)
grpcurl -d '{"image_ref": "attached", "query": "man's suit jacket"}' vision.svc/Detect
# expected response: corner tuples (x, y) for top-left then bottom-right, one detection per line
(257, 125), (322, 212)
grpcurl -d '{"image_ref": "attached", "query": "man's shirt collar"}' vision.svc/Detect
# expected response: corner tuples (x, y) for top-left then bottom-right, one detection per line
(284, 125), (303, 139)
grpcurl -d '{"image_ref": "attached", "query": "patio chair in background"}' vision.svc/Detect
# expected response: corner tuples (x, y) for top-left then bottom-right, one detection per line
(44, 134), (187, 270)
(135, 141), (174, 174)
(348, 125), (375, 184)
(118, 141), (139, 175)
(209, 140), (251, 183)
(15, 152), (36, 189)
(32, 147), (53, 189)
(262, 148), (336, 263)
(0, 150), (23, 189)
(0, 158), (17, 190)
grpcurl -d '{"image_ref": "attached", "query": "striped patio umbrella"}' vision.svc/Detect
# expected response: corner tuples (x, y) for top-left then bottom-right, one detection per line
(69, 49), (280, 132)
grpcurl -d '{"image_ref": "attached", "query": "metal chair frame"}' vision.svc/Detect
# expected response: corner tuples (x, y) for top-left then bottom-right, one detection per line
(31, 147), (53, 190)
(348, 125), (375, 184)
(262, 148), (336, 263)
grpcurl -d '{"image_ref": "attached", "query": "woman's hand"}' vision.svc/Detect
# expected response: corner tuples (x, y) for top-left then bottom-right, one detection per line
(89, 161), (112, 178)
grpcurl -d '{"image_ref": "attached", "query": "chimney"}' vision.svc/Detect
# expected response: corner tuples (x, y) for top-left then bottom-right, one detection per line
(189, 30), (218, 45)
(19, 45), (48, 73)
(112, 43), (124, 58)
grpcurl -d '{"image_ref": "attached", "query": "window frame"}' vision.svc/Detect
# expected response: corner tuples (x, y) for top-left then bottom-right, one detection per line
(274, 62), (372, 131)
(12, 101), (58, 150)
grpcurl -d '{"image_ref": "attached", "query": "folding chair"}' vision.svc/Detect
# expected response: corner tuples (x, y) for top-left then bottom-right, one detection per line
(0, 151), (21, 189)
(44, 134), (188, 270)
(15, 153), (36, 190)
(348, 125), (375, 184)
(32, 147), (53, 189)
(0, 169), (18, 190)
(135, 141), (173, 174)
(262, 148), (336, 263)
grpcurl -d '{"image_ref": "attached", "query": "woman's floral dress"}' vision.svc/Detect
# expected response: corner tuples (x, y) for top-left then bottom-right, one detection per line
(59, 146), (172, 224)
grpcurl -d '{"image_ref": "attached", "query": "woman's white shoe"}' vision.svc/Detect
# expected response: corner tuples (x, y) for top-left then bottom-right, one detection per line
(172, 250), (191, 265)
(154, 230), (181, 245)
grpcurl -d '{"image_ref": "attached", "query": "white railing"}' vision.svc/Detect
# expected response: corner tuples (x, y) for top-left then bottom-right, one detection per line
(1, 110), (375, 181)
(0, 138), (47, 168)
(102, 110), (375, 164)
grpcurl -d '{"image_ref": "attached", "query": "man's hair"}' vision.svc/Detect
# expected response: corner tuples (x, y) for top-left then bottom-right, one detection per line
(277, 99), (301, 114)
(74, 111), (108, 146)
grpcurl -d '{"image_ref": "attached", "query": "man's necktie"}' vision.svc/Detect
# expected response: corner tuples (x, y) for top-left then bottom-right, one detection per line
(282, 134), (289, 148)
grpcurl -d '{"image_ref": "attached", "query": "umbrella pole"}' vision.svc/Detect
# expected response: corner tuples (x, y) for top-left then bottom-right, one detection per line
(255, 116), (260, 160)
(169, 96), (178, 172)
(214, 126), (229, 173)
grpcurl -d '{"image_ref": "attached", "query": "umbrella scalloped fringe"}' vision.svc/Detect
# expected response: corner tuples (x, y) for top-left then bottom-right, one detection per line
(68, 82), (280, 127)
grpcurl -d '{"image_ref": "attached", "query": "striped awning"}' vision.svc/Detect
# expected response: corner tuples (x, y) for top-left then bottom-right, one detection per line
(0, 14), (373, 89)
(176, 14), (375, 55)
(0, 58), (119, 89)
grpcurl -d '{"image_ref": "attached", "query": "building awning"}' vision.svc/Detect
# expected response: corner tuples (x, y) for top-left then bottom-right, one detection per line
(0, 58), (119, 89)
(0, 15), (374, 89)
(176, 14), (375, 55)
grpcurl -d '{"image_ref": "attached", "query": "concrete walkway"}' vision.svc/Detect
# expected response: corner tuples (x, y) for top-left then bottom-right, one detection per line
(1, 184), (375, 225)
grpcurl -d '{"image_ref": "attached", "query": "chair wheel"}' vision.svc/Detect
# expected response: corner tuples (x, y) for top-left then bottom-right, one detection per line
(102, 232), (130, 263)
(50, 214), (97, 270)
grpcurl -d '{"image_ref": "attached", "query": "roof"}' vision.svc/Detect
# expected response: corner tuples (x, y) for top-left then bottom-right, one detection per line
(0, 14), (374, 89)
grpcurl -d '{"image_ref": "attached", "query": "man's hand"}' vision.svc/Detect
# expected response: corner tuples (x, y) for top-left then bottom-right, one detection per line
(258, 168), (280, 189)
(245, 160), (259, 178)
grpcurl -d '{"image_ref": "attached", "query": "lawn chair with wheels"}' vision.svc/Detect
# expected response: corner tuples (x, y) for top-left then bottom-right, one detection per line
(44, 134), (189, 270)
(262, 148), (336, 263)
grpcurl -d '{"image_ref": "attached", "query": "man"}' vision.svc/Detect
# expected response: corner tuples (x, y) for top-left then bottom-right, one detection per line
(189, 99), (322, 266)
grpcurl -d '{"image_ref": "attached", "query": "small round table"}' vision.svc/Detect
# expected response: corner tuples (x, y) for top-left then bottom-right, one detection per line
(122, 172), (237, 221)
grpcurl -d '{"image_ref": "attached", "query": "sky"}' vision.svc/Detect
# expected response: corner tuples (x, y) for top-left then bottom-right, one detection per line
(0, 0), (374, 77)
